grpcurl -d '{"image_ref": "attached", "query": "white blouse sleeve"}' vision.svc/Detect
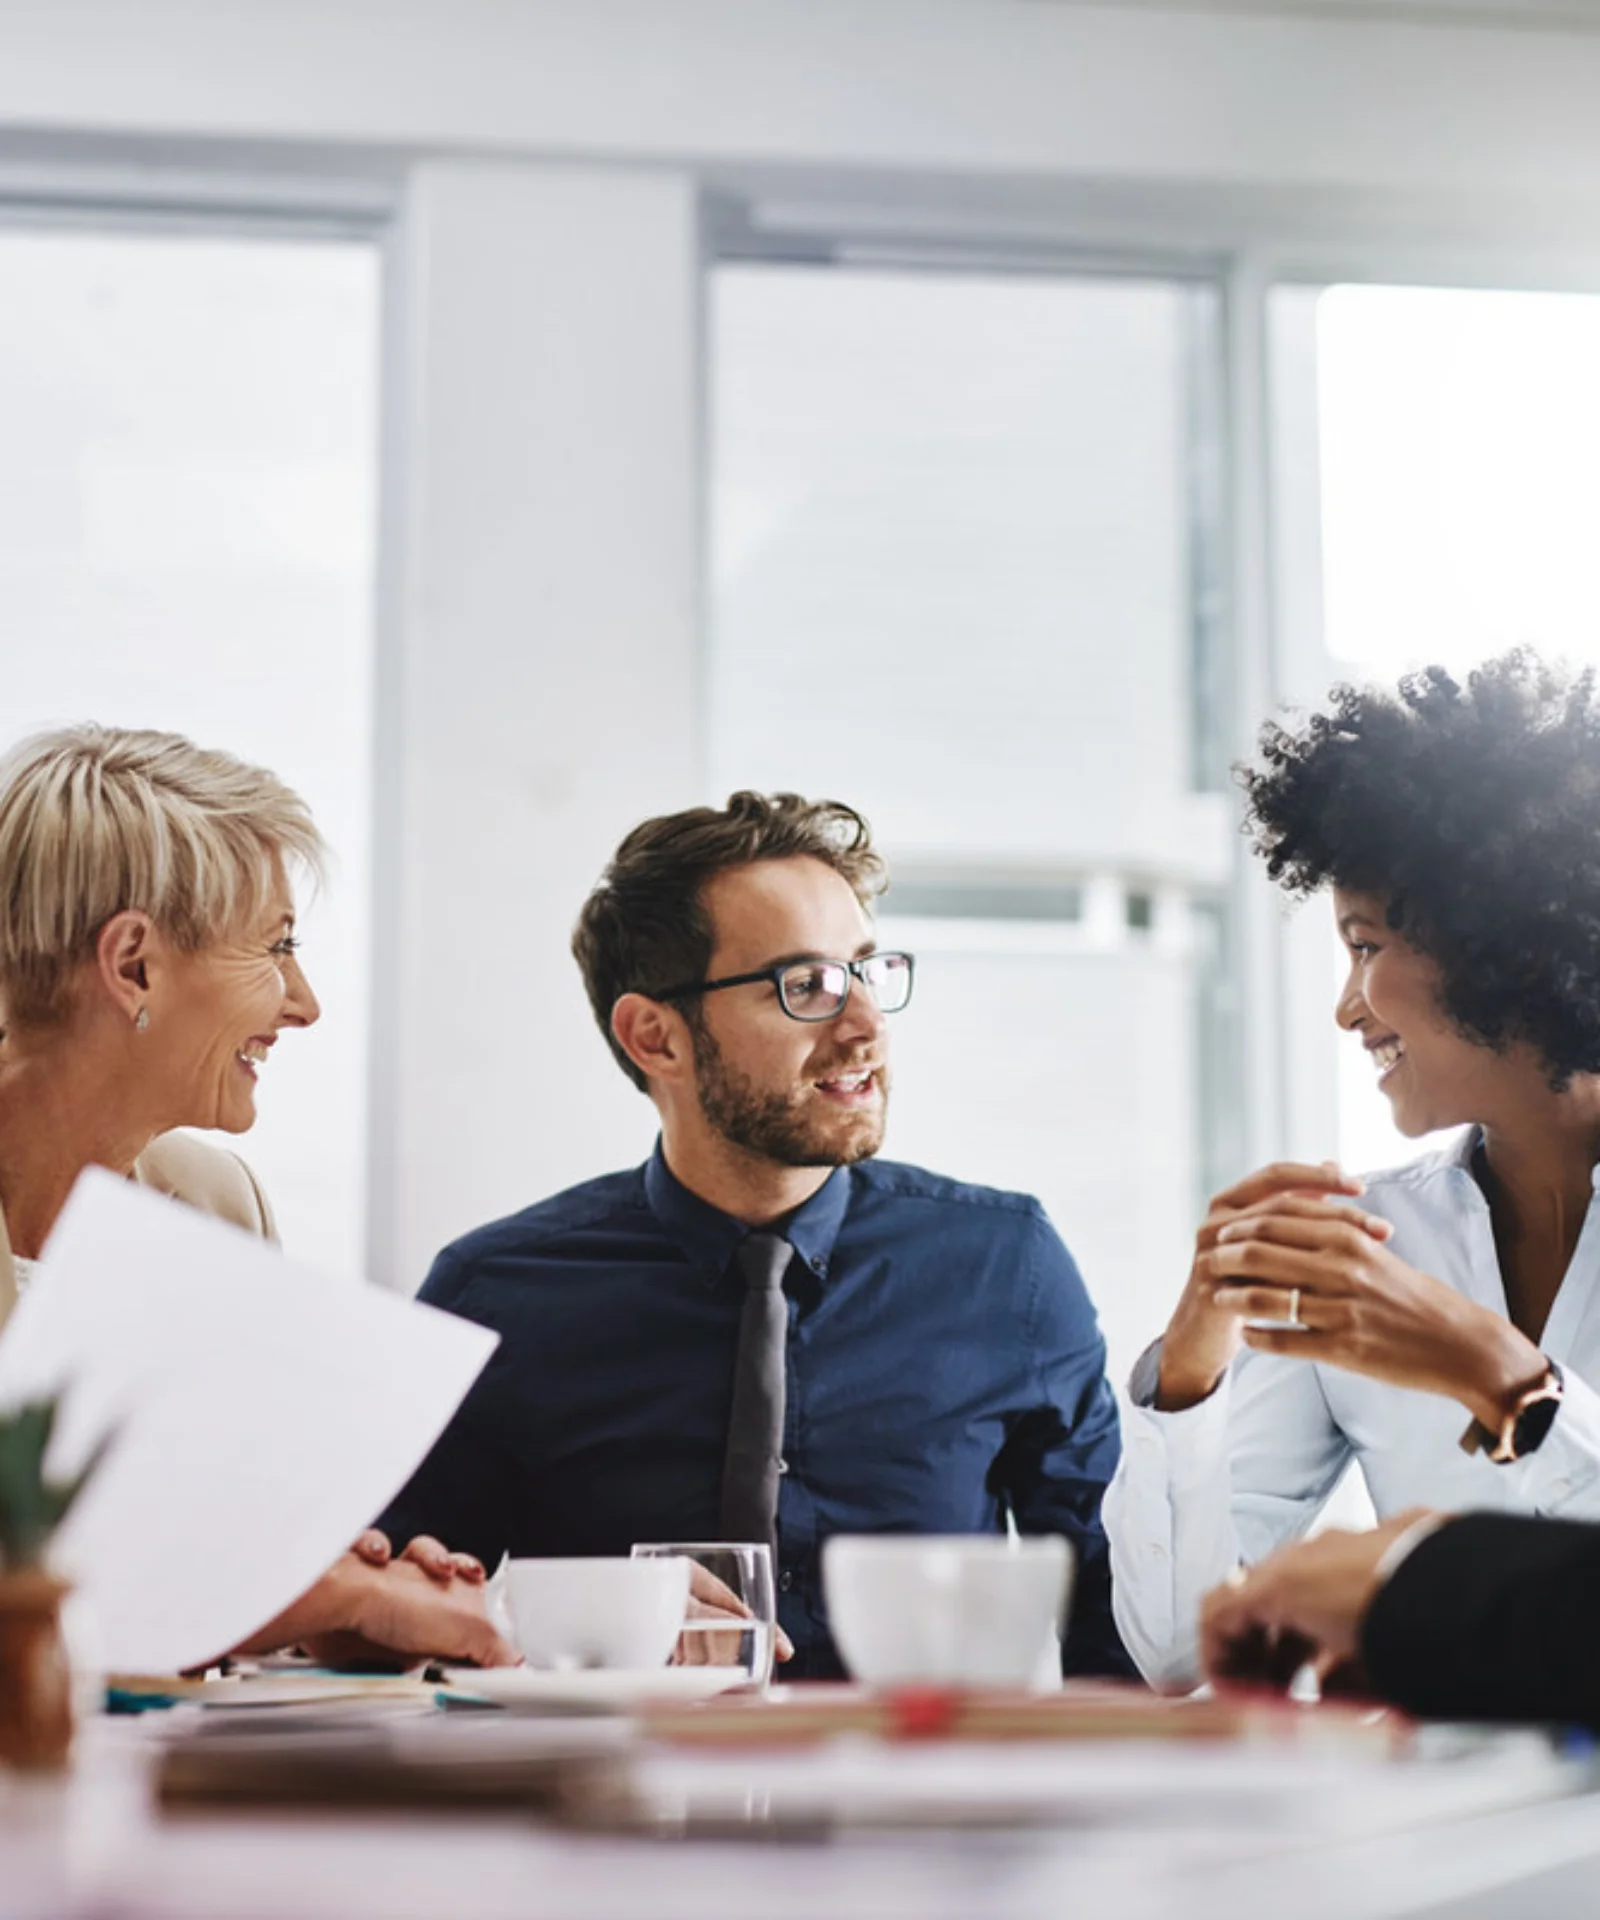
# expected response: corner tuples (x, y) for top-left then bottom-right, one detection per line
(1104, 1339), (1353, 1689)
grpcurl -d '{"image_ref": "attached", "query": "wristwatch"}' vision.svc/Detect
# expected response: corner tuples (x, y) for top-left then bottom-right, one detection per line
(1459, 1359), (1565, 1464)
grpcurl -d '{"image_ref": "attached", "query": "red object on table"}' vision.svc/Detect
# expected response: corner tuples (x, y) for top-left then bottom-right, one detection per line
(885, 1687), (959, 1740)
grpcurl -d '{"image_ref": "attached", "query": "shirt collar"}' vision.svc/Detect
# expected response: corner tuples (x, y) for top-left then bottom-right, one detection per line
(1444, 1122), (1600, 1195)
(643, 1139), (853, 1287)
(1446, 1126), (1481, 1173)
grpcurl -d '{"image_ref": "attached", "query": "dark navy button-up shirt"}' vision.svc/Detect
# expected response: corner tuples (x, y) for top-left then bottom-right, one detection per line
(382, 1144), (1134, 1680)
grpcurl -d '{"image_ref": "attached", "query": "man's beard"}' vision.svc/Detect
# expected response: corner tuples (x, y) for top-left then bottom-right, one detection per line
(691, 1021), (888, 1168)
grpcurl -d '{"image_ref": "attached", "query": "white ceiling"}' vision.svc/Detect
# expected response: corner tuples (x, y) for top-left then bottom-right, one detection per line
(1033, 0), (1600, 31)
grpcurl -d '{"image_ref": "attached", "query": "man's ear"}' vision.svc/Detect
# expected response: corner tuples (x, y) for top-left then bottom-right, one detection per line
(611, 992), (695, 1089)
(94, 910), (156, 1025)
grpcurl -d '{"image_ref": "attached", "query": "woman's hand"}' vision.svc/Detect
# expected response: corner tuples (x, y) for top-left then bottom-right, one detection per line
(238, 1542), (509, 1668)
(269, 1553), (516, 1670)
(1156, 1162), (1376, 1410)
(350, 1529), (486, 1585)
(331, 1555), (514, 1668)
(1208, 1200), (1547, 1428)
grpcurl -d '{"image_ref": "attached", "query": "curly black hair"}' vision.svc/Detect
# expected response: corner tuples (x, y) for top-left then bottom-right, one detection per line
(1242, 649), (1600, 1085)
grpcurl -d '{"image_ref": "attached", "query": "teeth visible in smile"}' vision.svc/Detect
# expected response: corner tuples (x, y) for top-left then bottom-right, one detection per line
(823, 1071), (873, 1091)
(1371, 1039), (1404, 1077)
(238, 1041), (269, 1066)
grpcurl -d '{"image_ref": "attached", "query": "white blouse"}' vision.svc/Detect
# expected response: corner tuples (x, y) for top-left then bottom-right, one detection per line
(1104, 1129), (1600, 1688)
(10, 1254), (36, 1297)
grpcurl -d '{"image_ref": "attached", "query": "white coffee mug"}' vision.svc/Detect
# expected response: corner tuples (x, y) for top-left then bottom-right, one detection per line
(503, 1556), (690, 1670)
(823, 1534), (1073, 1689)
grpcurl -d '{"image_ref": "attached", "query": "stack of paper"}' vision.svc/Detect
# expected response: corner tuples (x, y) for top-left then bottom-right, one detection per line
(0, 1168), (497, 1674)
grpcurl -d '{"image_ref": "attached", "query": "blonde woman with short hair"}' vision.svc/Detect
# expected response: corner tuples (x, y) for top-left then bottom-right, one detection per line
(0, 724), (513, 1667)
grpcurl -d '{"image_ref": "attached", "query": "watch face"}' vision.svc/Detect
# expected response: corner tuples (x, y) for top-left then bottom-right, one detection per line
(1512, 1391), (1562, 1459)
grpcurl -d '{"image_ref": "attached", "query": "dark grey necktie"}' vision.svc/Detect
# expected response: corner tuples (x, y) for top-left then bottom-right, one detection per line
(719, 1231), (792, 1554)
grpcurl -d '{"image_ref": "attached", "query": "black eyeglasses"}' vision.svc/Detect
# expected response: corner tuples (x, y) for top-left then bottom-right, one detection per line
(653, 951), (916, 1024)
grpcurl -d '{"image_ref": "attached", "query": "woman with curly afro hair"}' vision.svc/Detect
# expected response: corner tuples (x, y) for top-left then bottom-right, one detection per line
(1105, 650), (1600, 1689)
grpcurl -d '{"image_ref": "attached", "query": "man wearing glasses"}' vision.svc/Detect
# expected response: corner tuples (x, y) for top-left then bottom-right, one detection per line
(382, 792), (1132, 1679)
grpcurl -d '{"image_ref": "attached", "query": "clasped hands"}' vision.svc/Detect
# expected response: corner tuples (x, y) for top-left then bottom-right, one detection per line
(237, 1528), (517, 1670)
(1156, 1161), (1545, 1431)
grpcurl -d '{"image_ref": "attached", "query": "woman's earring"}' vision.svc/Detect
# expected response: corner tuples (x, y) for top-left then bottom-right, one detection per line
(134, 1006), (149, 1032)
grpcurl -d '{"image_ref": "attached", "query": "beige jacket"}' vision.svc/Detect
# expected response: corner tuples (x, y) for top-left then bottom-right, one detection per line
(0, 1131), (277, 1336)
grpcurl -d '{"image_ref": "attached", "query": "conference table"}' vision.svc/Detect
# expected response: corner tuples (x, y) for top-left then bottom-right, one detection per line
(4, 1690), (1600, 1920)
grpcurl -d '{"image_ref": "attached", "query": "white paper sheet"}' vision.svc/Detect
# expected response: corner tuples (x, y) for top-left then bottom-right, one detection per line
(0, 1167), (498, 1673)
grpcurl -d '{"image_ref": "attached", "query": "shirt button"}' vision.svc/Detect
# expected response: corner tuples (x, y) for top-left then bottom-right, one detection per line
(779, 1570), (794, 1593)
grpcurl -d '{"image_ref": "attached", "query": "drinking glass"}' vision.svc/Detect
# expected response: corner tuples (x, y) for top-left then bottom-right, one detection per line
(629, 1542), (777, 1687)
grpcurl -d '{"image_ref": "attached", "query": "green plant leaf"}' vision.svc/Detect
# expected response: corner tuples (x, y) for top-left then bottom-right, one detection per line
(0, 1392), (113, 1572)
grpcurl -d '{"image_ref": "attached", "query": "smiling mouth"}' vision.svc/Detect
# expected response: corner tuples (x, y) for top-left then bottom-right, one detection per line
(236, 1038), (273, 1078)
(815, 1067), (880, 1102)
(1368, 1036), (1405, 1081)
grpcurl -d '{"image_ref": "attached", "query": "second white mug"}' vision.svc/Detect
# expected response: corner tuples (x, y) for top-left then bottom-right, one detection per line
(822, 1533), (1073, 1689)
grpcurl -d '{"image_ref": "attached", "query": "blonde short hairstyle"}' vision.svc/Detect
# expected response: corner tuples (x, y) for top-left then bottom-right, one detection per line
(0, 724), (325, 1029)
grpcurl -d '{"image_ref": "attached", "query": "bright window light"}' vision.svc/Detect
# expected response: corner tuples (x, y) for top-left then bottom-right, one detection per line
(0, 228), (378, 1279)
(1319, 283), (1600, 678)
(1304, 283), (1600, 1173)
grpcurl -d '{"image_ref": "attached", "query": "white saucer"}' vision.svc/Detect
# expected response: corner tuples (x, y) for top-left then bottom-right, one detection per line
(437, 1665), (751, 1711)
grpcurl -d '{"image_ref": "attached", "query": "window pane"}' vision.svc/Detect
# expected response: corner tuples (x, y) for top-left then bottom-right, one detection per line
(875, 908), (1202, 1382)
(710, 263), (1229, 1378)
(712, 264), (1225, 861)
(1318, 284), (1600, 679)
(0, 228), (377, 1277)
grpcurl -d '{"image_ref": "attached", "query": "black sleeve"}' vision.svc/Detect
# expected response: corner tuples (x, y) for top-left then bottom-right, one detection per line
(1361, 1511), (1600, 1727)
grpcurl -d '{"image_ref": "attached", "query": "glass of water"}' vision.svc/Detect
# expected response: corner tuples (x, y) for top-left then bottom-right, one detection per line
(629, 1542), (777, 1687)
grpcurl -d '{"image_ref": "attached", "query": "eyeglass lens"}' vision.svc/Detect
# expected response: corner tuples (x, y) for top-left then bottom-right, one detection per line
(778, 953), (912, 1020)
